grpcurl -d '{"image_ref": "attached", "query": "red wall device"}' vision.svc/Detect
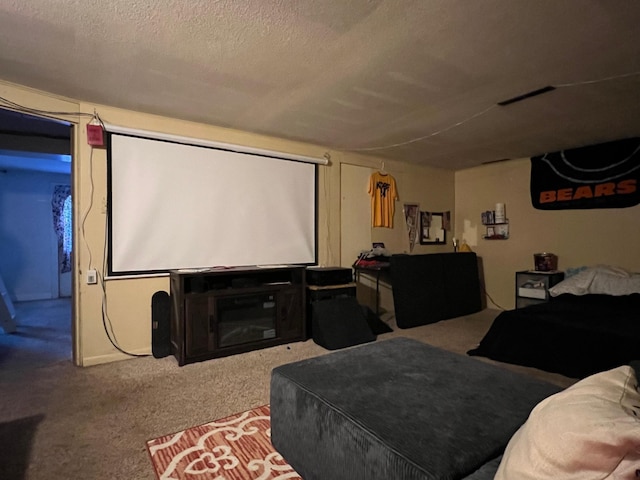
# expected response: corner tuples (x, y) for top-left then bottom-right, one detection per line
(86, 123), (105, 147)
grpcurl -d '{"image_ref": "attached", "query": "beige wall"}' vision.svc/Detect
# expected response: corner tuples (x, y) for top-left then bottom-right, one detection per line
(338, 159), (455, 313)
(370, 162), (454, 256)
(75, 101), (333, 365)
(1, 80), (455, 365)
(368, 160), (454, 314)
(338, 157), (455, 257)
(7, 79), (636, 365)
(455, 159), (640, 310)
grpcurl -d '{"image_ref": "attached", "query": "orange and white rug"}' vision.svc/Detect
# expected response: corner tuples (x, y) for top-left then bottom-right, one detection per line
(146, 405), (301, 480)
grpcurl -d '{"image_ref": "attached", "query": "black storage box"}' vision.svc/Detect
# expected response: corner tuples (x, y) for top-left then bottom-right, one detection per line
(306, 267), (353, 286)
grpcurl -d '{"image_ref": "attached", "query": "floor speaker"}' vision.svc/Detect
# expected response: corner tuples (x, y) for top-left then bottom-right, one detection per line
(151, 291), (171, 358)
(311, 296), (376, 350)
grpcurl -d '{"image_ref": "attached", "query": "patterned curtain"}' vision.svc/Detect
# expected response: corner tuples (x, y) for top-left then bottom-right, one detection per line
(52, 185), (72, 274)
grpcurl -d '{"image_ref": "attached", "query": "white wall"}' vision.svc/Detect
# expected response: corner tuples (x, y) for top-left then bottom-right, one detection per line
(0, 168), (71, 301)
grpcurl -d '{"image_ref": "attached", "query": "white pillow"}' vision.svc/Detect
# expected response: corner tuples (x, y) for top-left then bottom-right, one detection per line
(495, 365), (640, 480)
(549, 265), (640, 296)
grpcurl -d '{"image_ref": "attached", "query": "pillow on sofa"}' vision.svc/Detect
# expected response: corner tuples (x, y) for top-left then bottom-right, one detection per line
(495, 364), (640, 480)
(549, 265), (640, 296)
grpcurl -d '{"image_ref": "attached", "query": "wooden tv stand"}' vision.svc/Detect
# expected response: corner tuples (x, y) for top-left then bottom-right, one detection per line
(170, 265), (306, 366)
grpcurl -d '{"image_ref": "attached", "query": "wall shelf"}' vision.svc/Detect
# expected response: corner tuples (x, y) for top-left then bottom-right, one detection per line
(481, 205), (509, 239)
(482, 221), (509, 240)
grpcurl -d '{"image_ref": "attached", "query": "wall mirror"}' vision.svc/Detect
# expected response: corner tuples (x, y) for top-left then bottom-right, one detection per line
(420, 212), (446, 245)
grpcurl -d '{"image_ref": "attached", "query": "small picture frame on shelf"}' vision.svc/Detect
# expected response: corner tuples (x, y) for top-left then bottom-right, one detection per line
(495, 223), (509, 238)
(484, 220), (509, 239)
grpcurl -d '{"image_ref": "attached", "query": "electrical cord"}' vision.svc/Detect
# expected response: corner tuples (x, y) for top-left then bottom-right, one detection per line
(99, 185), (150, 358)
(0, 94), (94, 120)
(79, 144), (149, 358)
(482, 285), (506, 311)
(348, 105), (498, 152)
(321, 152), (334, 265)
(0, 95), (142, 355)
(2, 93), (149, 358)
(335, 70), (640, 154)
(80, 147), (95, 270)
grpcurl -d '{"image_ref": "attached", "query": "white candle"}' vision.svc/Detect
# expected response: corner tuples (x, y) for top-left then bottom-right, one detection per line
(495, 203), (505, 223)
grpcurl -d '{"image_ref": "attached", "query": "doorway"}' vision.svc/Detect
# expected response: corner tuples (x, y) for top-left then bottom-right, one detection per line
(0, 108), (74, 370)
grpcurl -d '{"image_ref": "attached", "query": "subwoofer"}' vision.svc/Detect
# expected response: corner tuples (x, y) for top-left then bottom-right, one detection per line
(151, 291), (171, 358)
(311, 296), (375, 350)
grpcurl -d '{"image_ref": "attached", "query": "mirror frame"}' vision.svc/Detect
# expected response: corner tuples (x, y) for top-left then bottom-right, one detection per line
(420, 212), (446, 245)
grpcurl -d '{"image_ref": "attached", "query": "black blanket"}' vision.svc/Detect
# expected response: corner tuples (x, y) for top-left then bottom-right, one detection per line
(468, 294), (640, 378)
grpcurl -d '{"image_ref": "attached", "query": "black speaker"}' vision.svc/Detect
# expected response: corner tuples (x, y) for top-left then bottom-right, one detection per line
(308, 285), (356, 303)
(360, 305), (393, 335)
(311, 296), (376, 350)
(306, 266), (353, 286)
(151, 291), (171, 358)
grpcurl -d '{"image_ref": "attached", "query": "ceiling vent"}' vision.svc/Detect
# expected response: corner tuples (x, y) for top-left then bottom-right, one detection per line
(497, 86), (556, 106)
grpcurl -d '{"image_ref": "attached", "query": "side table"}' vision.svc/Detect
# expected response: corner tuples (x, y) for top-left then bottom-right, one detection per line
(353, 262), (390, 317)
(515, 270), (565, 309)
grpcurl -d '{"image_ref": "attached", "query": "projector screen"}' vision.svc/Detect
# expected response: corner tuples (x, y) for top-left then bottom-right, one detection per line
(107, 133), (317, 275)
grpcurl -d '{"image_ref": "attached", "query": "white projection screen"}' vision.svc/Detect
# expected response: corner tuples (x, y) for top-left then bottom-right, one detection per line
(107, 133), (317, 275)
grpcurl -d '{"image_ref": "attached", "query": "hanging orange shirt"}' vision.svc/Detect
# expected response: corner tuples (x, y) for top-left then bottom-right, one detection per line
(368, 171), (398, 228)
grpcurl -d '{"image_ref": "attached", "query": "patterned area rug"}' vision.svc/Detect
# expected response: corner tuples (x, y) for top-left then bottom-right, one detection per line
(146, 405), (301, 480)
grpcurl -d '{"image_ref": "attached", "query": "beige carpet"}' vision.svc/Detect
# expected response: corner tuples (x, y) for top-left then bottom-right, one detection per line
(0, 309), (576, 480)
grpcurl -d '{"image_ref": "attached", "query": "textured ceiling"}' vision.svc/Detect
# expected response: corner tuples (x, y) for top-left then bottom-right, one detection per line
(1, 0), (640, 169)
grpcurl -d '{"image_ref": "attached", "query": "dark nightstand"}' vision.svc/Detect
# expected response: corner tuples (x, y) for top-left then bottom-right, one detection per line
(515, 270), (565, 309)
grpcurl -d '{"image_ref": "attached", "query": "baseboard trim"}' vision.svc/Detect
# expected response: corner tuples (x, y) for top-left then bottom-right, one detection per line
(81, 348), (153, 367)
(14, 293), (55, 302)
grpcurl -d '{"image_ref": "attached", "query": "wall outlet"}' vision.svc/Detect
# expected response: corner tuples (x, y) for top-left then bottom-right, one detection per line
(86, 269), (97, 285)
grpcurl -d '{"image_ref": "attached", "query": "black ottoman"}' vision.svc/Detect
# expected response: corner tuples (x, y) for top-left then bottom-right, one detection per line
(270, 337), (560, 480)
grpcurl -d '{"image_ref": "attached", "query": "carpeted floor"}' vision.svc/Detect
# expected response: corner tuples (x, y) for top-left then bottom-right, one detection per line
(0, 414), (45, 480)
(362, 306), (393, 334)
(147, 404), (298, 480)
(0, 298), (72, 373)
(0, 308), (576, 480)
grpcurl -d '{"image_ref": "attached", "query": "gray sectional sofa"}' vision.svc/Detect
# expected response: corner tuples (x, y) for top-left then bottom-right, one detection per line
(270, 337), (561, 480)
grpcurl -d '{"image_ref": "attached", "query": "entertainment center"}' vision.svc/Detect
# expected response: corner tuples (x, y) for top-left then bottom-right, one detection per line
(170, 265), (306, 366)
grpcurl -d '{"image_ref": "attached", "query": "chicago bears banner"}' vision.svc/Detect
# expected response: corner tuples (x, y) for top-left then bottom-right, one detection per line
(530, 137), (640, 210)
